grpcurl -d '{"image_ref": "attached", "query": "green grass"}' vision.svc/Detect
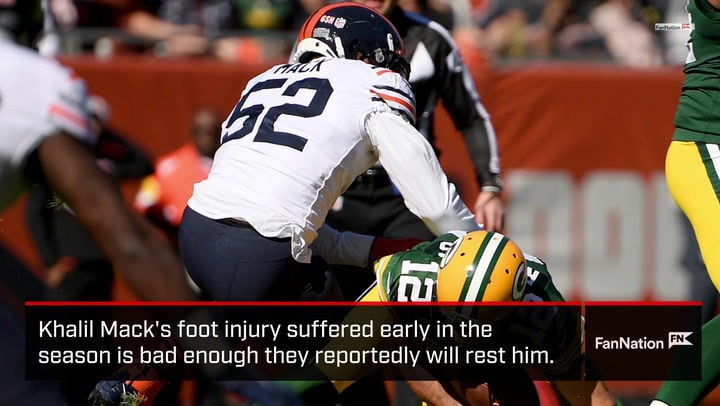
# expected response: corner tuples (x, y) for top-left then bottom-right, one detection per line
(119, 392), (147, 406)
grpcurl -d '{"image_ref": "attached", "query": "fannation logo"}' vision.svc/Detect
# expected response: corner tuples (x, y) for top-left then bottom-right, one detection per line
(595, 336), (665, 350)
(655, 23), (694, 31)
(584, 305), (701, 380)
(594, 332), (694, 350)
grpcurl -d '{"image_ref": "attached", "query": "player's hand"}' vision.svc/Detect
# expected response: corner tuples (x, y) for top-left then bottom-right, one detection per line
(474, 191), (504, 232)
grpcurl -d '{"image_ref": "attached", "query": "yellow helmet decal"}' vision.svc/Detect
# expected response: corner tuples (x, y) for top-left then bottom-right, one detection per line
(436, 232), (487, 303)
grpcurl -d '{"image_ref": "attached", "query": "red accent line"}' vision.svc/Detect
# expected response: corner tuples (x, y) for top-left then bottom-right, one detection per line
(436, 301), (581, 306)
(375, 69), (393, 76)
(585, 301), (702, 306)
(49, 104), (88, 129)
(370, 90), (415, 115)
(26, 301), (584, 307)
(26, 301), (702, 307)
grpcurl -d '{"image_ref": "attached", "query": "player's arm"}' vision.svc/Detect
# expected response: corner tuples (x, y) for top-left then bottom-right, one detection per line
(437, 46), (501, 195)
(463, 116), (504, 233)
(432, 26), (504, 231)
(31, 132), (197, 301)
(311, 224), (374, 266)
(407, 380), (463, 406)
(521, 257), (618, 405)
(553, 380), (617, 406)
(312, 224), (423, 267)
(95, 129), (154, 179)
(366, 111), (480, 236)
(270, 283), (391, 402)
(708, 0), (720, 10)
(316, 283), (393, 382)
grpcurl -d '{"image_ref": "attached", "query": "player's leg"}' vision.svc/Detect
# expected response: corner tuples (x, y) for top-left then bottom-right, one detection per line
(325, 187), (410, 406)
(651, 315), (720, 406)
(667, 141), (720, 291)
(0, 246), (67, 405)
(91, 208), (326, 405)
(552, 380), (616, 406)
(325, 188), (384, 299)
(435, 368), (540, 406)
(375, 194), (434, 406)
(656, 141), (720, 405)
(179, 207), (314, 301)
(679, 212), (720, 323)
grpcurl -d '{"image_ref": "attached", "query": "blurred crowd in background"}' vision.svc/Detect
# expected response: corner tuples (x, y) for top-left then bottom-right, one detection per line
(0, 0), (693, 67)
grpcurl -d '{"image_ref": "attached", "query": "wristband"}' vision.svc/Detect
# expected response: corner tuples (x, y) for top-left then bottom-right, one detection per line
(369, 237), (424, 263)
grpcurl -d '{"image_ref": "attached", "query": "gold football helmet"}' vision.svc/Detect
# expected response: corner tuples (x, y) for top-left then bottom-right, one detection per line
(436, 231), (527, 322)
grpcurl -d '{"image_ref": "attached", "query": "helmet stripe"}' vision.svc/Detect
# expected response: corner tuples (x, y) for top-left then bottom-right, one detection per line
(459, 236), (509, 318)
(473, 238), (509, 301)
(462, 233), (507, 303)
(298, 8), (319, 40)
(457, 232), (493, 301)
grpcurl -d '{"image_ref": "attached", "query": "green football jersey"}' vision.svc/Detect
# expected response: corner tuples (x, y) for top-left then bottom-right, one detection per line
(373, 232), (582, 375)
(673, 0), (720, 142)
(374, 232), (566, 303)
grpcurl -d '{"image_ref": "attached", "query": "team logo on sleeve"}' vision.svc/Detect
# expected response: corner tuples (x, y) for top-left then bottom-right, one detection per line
(439, 237), (463, 268)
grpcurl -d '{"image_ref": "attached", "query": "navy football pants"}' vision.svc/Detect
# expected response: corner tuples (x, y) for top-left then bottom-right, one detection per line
(179, 208), (326, 301)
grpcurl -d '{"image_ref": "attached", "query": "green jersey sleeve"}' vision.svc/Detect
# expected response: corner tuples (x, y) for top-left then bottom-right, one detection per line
(673, 0), (720, 141)
(374, 232), (461, 302)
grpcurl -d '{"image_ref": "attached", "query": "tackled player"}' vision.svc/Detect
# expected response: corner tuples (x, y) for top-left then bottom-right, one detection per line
(288, 231), (619, 406)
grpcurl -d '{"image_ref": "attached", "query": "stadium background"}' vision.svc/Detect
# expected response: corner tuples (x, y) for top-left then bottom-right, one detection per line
(1, 51), (716, 403)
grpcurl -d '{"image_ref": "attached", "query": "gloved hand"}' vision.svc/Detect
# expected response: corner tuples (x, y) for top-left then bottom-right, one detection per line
(369, 237), (424, 263)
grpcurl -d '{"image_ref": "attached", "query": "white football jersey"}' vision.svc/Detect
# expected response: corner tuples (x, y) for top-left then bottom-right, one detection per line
(0, 39), (92, 211)
(189, 57), (477, 262)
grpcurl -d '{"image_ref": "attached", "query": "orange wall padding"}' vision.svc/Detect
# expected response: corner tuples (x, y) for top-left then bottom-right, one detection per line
(0, 56), (683, 279)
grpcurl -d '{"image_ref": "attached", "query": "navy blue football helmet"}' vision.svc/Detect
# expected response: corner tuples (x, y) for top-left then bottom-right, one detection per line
(294, 2), (410, 79)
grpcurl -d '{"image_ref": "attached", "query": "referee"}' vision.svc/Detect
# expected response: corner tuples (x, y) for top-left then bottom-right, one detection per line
(324, 2), (504, 404)
(326, 0), (504, 298)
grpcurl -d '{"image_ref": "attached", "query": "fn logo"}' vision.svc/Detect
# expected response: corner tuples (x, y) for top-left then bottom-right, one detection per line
(668, 332), (693, 348)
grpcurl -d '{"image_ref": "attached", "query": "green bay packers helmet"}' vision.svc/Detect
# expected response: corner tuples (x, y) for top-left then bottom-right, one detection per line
(436, 231), (527, 322)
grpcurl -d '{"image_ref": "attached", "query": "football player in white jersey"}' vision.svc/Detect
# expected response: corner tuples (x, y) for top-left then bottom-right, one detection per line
(0, 33), (202, 405)
(90, 5), (480, 404)
(179, 2), (480, 302)
(0, 38), (197, 302)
